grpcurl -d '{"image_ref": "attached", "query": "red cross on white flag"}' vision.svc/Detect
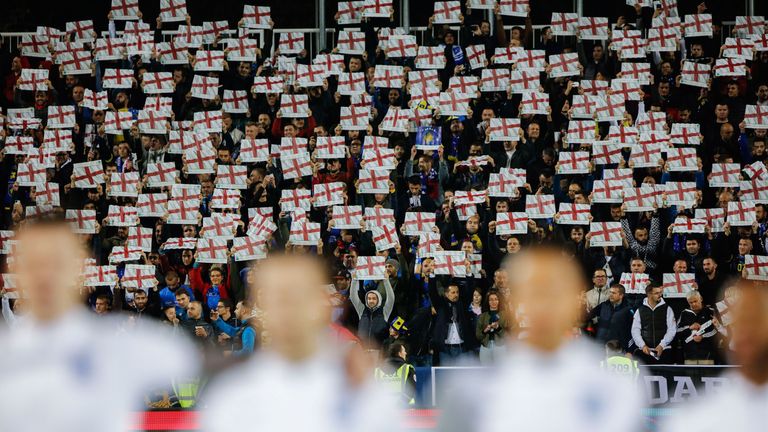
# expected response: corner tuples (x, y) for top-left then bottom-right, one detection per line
(433, 251), (468, 277)
(215, 165), (248, 190)
(109, 245), (144, 263)
(104, 111), (135, 134)
(557, 151), (591, 175)
(336, 1), (362, 24)
(498, 0), (529, 17)
(353, 256), (388, 280)
(592, 179), (625, 204)
(358, 169), (390, 194)
(127, 226), (153, 252)
(683, 14), (713, 37)
(337, 30), (366, 55)
(332, 205), (364, 230)
(232, 236), (267, 261)
(279, 189), (312, 212)
(72, 161), (105, 189)
(548, 52), (580, 78)
(664, 181), (697, 207)
(744, 105), (768, 129)
(106, 205), (139, 227)
(551, 12), (579, 35)
(201, 213), (238, 239)
(623, 186), (662, 212)
(509, 68), (540, 94)
(416, 233), (441, 257)
(252, 76), (285, 94)
(312, 182), (346, 208)
(281, 153), (313, 180)
(520, 91), (549, 115)
(591, 142), (623, 166)
(661, 273), (696, 297)
(211, 189), (241, 210)
(578, 17), (609, 40)
(84, 265), (118, 287)
(373, 65), (405, 88)
(371, 223), (400, 252)
(738, 179), (768, 204)
(672, 217), (707, 234)
(525, 194), (556, 219)
(556, 203), (591, 225)
(279, 94), (311, 118)
(433, 1), (461, 24)
(487, 118), (521, 142)
(108, 172), (140, 198)
(184, 143), (217, 175)
(137, 193), (168, 218)
(665, 147), (698, 172)
(620, 272), (650, 294)
(65, 209), (97, 234)
(680, 61), (711, 88)
(480, 68), (510, 92)
(167, 198), (200, 225)
(465, 44), (487, 70)
(743, 254), (768, 281)
(339, 106), (370, 131)
(190, 74), (219, 100)
(727, 201), (757, 226)
(589, 222), (623, 247)
(278, 32), (305, 54)
(242, 5), (271, 29)
(594, 94), (626, 122)
(363, 207), (395, 231)
(415, 46), (446, 69)
(111, 0), (141, 20)
(195, 238), (229, 264)
(289, 221), (321, 246)
(162, 237), (197, 251)
(495, 212), (528, 235)
(159, 0), (187, 22)
(695, 208), (725, 233)
(488, 171), (521, 198)
(362, 0), (393, 18)
(362, 147), (397, 170)
(403, 212), (437, 235)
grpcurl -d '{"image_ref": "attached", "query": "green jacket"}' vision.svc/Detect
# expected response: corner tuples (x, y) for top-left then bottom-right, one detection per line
(475, 311), (509, 347)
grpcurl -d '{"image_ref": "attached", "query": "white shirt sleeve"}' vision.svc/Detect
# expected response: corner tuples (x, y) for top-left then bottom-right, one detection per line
(631, 309), (645, 349)
(1, 297), (17, 328)
(660, 306), (677, 349)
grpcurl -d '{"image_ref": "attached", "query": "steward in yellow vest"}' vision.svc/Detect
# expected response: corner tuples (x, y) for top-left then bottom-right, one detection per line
(374, 341), (417, 406)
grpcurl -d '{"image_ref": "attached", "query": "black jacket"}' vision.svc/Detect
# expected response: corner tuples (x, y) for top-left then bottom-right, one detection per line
(588, 298), (632, 344)
(429, 283), (477, 352)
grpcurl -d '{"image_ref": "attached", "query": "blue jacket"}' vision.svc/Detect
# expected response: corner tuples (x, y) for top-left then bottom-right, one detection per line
(213, 318), (256, 356)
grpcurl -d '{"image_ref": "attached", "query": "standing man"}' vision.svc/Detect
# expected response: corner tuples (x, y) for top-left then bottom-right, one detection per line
(588, 284), (632, 346)
(676, 291), (718, 364)
(374, 341), (417, 406)
(631, 284), (676, 363)
(439, 248), (642, 431)
(0, 221), (197, 432)
(585, 269), (611, 311)
(430, 283), (476, 365)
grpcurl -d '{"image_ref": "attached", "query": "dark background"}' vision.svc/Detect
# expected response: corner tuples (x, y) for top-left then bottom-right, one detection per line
(0, 0), (760, 32)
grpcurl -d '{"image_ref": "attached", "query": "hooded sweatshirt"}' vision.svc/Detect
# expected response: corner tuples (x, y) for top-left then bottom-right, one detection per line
(357, 290), (388, 344)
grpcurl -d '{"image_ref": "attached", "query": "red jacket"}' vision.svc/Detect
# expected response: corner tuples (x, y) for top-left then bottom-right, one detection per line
(188, 266), (231, 302)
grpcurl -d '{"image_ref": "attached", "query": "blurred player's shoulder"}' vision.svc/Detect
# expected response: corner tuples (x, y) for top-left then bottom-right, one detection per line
(661, 373), (767, 432)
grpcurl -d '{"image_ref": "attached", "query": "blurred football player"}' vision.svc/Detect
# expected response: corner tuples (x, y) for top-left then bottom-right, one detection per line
(202, 254), (400, 432)
(439, 247), (643, 432)
(0, 221), (197, 432)
(662, 280), (768, 431)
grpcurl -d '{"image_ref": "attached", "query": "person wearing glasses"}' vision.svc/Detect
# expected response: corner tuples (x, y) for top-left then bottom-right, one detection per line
(585, 269), (611, 311)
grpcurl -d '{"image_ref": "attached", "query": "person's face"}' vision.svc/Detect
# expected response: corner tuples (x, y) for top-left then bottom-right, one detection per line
(365, 291), (379, 308)
(408, 182), (421, 196)
(688, 296), (702, 313)
(72, 86), (84, 103)
(176, 294), (190, 308)
(538, 175), (553, 190)
(210, 270), (223, 286)
(148, 253), (160, 265)
(188, 302), (202, 319)
(592, 45), (603, 61)
(658, 82), (670, 97)
(466, 217), (480, 234)
(703, 258), (716, 275)
(164, 307), (176, 321)
(388, 89), (399, 104)
(481, 108), (494, 122)
(11, 57), (21, 72)
(634, 228), (648, 243)
(721, 124), (734, 140)
(661, 62), (672, 75)
(469, 145), (483, 157)
(495, 201), (509, 213)
(217, 149), (231, 163)
(608, 287), (622, 304)
(673, 260), (688, 273)
(480, 22), (490, 35)
(267, 93), (278, 105)
(118, 143), (130, 158)
(283, 125), (297, 138)
(593, 271), (607, 287)
(201, 181), (214, 196)
(758, 85), (768, 101)
(134, 290), (148, 309)
(648, 287), (663, 304)
(116, 227), (128, 238)
(445, 286), (459, 303)
(754, 141), (766, 156)
(173, 69), (183, 84)
(165, 274), (179, 288)
(35, 91), (47, 106)
(631, 260), (646, 273)
(238, 62), (252, 77)
(349, 57), (362, 72)
(488, 293), (500, 310)
(95, 298), (108, 314)
(258, 114), (271, 129)
(506, 251), (584, 351)
(444, 32), (455, 45)
(472, 290), (482, 305)
(686, 240), (700, 255)
(232, 301), (244, 319)
(506, 237), (521, 253)
(255, 257), (330, 360)
(461, 241), (474, 255)
(421, 258), (435, 275)
(610, 206), (622, 221)
(567, 184), (580, 199)
(691, 45), (703, 57)
(569, 228), (584, 243)
(727, 84), (739, 98)
(417, 156), (431, 172)
(715, 105), (729, 120)
(739, 239), (753, 255)
(528, 123), (540, 139)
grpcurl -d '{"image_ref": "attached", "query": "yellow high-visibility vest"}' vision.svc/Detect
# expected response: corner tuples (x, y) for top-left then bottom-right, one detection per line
(374, 363), (415, 405)
(171, 378), (199, 408)
(600, 356), (639, 380)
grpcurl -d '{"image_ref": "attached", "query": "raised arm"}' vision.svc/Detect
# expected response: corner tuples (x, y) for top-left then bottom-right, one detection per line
(382, 278), (395, 321)
(349, 278), (364, 317)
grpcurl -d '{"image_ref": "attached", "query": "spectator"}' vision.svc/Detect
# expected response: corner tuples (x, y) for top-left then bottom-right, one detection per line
(585, 268), (610, 311)
(631, 284), (676, 364)
(430, 282), (476, 365)
(475, 290), (508, 364)
(181, 301), (214, 346)
(676, 290), (718, 364)
(349, 277), (395, 346)
(210, 300), (258, 357)
(587, 284), (632, 346)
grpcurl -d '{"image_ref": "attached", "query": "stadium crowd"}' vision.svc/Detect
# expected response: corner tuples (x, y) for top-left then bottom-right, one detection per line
(0, 0), (767, 377)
